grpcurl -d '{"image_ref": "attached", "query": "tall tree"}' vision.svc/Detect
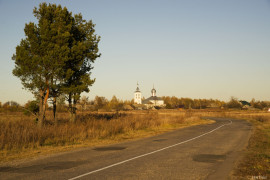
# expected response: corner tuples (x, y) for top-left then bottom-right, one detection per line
(12, 3), (76, 127)
(13, 3), (100, 125)
(62, 14), (101, 122)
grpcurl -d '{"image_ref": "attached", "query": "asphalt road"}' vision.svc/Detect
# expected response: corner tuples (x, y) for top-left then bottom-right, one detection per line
(0, 117), (252, 180)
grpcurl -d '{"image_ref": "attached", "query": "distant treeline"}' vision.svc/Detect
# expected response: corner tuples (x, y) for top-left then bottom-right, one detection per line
(1, 96), (269, 113)
(162, 96), (270, 110)
(162, 96), (225, 109)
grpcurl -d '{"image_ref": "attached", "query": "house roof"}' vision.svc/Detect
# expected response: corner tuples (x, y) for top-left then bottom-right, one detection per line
(239, 100), (251, 106)
(142, 96), (163, 104)
(123, 104), (134, 110)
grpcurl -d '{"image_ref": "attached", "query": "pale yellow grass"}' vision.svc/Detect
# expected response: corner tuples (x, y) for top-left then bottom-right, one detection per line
(0, 110), (213, 164)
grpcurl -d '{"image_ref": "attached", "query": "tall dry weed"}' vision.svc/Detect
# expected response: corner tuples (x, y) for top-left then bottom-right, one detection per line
(0, 111), (197, 152)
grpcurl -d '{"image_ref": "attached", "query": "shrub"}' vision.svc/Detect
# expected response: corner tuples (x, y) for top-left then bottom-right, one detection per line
(24, 100), (39, 116)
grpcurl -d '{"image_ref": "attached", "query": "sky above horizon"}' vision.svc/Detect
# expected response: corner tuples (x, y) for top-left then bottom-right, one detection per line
(0, 0), (270, 105)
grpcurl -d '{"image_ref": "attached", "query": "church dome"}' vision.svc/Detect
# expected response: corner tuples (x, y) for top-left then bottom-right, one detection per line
(135, 86), (140, 92)
(135, 82), (141, 92)
(151, 88), (156, 96)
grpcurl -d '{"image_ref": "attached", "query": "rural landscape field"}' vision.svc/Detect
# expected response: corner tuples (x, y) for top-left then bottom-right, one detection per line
(1, 0), (270, 180)
(0, 105), (270, 179)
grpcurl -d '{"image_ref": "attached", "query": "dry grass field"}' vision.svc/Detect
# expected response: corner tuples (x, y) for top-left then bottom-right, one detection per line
(0, 109), (269, 178)
(0, 110), (211, 163)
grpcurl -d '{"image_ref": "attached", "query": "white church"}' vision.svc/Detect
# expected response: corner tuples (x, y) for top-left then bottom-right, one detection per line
(134, 83), (165, 109)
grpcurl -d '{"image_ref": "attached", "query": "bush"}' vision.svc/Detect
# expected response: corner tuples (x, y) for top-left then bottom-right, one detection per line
(24, 100), (39, 116)
(226, 97), (242, 109)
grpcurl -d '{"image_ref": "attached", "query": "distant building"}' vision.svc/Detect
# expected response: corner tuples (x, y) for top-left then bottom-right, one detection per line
(134, 83), (142, 104)
(133, 83), (165, 109)
(239, 100), (251, 106)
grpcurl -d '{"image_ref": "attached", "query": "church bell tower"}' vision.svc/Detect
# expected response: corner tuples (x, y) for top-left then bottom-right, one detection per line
(134, 82), (142, 104)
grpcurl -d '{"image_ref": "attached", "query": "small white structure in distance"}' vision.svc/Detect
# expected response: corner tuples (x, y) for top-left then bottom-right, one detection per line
(134, 82), (142, 104)
(142, 86), (165, 109)
(133, 83), (165, 109)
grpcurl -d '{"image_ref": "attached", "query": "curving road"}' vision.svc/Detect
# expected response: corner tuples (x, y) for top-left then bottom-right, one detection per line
(0, 117), (252, 180)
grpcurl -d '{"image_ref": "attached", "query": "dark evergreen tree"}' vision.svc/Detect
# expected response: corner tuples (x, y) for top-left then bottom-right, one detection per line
(62, 14), (101, 122)
(12, 3), (100, 125)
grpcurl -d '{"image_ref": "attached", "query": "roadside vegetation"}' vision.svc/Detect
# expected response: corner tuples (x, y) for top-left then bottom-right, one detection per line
(222, 112), (270, 179)
(0, 110), (210, 162)
(196, 110), (270, 178)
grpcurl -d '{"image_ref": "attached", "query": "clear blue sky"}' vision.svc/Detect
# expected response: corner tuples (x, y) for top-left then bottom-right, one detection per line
(0, 0), (269, 104)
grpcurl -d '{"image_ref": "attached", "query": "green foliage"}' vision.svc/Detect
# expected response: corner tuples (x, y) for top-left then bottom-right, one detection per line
(61, 13), (101, 120)
(24, 100), (39, 116)
(12, 3), (76, 125)
(12, 3), (101, 124)
(12, 3), (73, 94)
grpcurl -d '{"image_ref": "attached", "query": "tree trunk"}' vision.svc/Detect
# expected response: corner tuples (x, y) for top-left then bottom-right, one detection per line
(38, 86), (49, 128)
(68, 93), (76, 123)
(53, 96), (57, 125)
(38, 90), (45, 128)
